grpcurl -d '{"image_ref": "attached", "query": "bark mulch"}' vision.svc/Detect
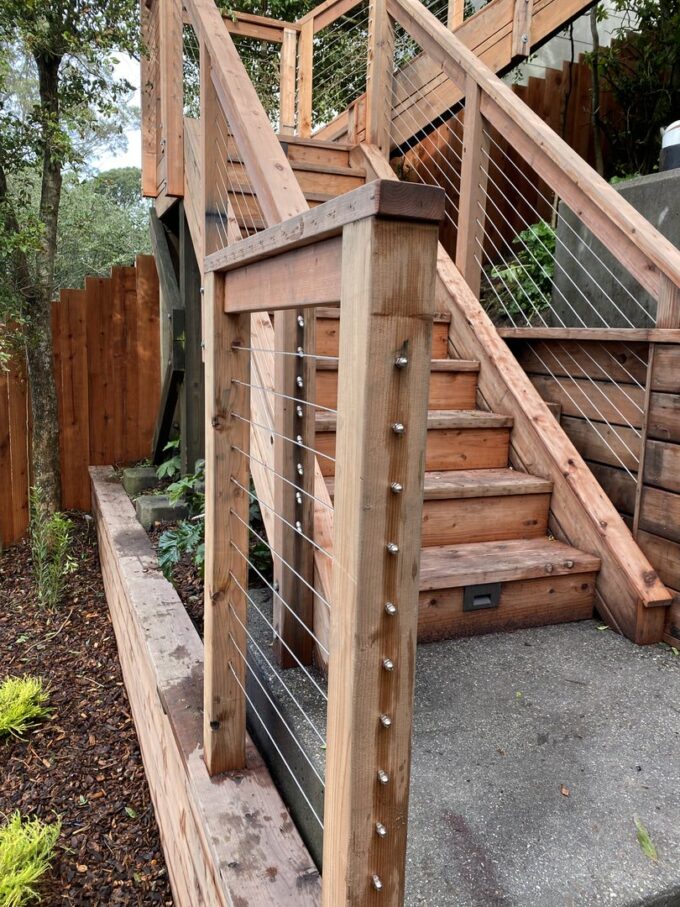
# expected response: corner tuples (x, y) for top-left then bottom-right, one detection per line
(0, 515), (173, 906)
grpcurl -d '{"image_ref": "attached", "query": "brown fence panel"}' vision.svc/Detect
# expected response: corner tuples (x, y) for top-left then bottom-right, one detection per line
(0, 257), (161, 548)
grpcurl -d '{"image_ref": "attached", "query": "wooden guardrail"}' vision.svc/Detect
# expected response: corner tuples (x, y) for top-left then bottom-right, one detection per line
(204, 179), (444, 905)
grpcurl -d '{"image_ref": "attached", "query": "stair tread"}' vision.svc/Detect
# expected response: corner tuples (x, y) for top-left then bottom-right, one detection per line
(325, 468), (553, 500)
(420, 538), (601, 591)
(290, 160), (365, 178)
(316, 357), (479, 373)
(277, 134), (354, 151)
(315, 409), (513, 432)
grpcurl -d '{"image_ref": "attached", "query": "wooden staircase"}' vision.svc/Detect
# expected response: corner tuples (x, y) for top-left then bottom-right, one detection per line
(314, 305), (601, 644)
(270, 146), (602, 647)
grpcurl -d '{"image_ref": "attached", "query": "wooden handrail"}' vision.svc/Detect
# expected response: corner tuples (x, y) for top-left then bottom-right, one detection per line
(297, 0), (365, 32)
(387, 0), (680, 305)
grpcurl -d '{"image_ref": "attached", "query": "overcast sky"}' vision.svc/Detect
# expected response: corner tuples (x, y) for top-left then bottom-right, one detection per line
(92, 55), (142, 172)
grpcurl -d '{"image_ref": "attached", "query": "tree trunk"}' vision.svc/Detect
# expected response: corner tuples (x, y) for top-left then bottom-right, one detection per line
(28, 54), (64, 513)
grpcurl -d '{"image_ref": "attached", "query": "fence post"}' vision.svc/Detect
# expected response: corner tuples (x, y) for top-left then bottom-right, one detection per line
(298, 20), (314, 137)
(456, 76), (490, 299)
(280, 27), (298, 135)
(366, 0), (394, 154)
(322, 198), (442, 905)
(511, 0), (533, 57)
(203, 271), (250, 775)
(159, 0), (185, 196)
(140, 0), (159, 197)
(447, 0), (464, 28)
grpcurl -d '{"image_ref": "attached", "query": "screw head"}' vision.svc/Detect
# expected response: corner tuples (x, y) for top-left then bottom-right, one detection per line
(296, 376), (304, 388)
(380, 714), (392, 728)
(297, 463), (304, 476)
(391, 422), (405, 435)
(375, 822), (387, 838)
(297, 346), (304, 358)
(386, 543), (399, 555)
(296, 405), (304, 418)
(295, 520), (303, 533)
(296, 434), (304, 445)
(394, 354), (408, 369)
(390, 482), (403, 494)
(297, 315), (305, 328)
(372, 875), (383, 891)
(295, 492), (303, 505)
(382, 657), (394, 672)
(385, 602), (397, 616)
(377, 769), (389, 784)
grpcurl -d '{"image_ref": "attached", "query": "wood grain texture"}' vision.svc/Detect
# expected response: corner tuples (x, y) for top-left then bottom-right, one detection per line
(322, 214), (439, 906)
(203, 272), (250, 774)
(365, 0), (394, 154)
(159, 0), (184, 196)
(91, 468), (320, 907)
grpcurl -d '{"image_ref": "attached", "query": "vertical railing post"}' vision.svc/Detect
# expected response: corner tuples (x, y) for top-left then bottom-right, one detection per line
(159, 0), (185, 196)
(322, 196), (442, 905)
(140, 0), (159, 197)
(280, 27), (298, 135)
(456, 75), (490, 299)
(366, 0), (395, 154)
(203, 272), (250, 775)
(447, 0), (464, 28)
(273, 307), (317, 668)
(511, 0), (533, 57)
(298, 19), (314, 138)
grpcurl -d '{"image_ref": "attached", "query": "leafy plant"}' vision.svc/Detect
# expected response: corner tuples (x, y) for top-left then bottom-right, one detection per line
(157, 519), (206, 580)
(487, 221), (556, 322)
(0, 812), (60, 907)
(156, 440), (181, 481)
(29, 487), (75, 610)
(0, 677), (50, 738)
(166, 459), (205, 513)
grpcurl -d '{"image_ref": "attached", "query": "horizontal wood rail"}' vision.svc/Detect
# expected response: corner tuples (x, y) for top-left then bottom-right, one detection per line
(387, 0), (680, 307)
(355, 143), (672, 644)
(499, 328), (680, 344)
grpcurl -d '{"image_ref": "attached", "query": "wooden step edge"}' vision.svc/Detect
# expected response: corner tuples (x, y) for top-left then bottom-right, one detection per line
(290, 160), (367, 179)
(315, 409), (514, 433)
(315, 306), (452, 323)
(278, 134), (354, 151)
(315, 357), (480, 373)
(325, 468), (553, 501)
(419, 539), (601, 592)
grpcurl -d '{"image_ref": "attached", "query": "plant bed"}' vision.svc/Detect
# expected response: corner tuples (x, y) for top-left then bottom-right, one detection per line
(0, 514), (173, 905)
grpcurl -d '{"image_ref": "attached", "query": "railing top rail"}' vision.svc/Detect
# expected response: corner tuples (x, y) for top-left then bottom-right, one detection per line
(386, 0), (680, 302)
(205, 180), (445, 274)
(297, 0), (365, 31)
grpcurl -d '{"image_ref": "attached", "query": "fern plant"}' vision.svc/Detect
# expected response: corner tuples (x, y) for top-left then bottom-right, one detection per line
(488, 221), (556, 322)
(29, 488), (76, 610)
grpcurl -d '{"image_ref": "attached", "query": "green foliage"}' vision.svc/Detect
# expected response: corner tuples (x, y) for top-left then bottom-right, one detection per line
(158, 519), (206, 580)
(29, 487), (75, 609)
(166, 458), (205, 512)
(156, 440), (181, 481)
(0, 812), (60, 907)
(487, 221), (556, 322)
(590, 0), (680, 176)
(0, 677), (50, 738)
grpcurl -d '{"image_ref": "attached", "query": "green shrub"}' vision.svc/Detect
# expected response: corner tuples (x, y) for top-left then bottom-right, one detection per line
(0, 677), (50, 739)
(487, 221), (556, 322)
(155, 440), (181, 480)
(0, 812), (60, 907)
(29, 488), (75, 610)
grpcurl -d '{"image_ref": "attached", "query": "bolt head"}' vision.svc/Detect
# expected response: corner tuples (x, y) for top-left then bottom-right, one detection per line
(377, 769), (389, 784)
(372, 875), (383, 891)
(382, 657), (394, 671)
(391, 422), (405, 435)
(385, 602), (397, 616)
(386, 542), (399, 555)
(394, 354), (408, 369)
(297, 315), (305, 328)
(380, 714), (392, 728)
(375, 822), (387, 838)
(297, 463), (304, 476)
(390, 482), (403, 494)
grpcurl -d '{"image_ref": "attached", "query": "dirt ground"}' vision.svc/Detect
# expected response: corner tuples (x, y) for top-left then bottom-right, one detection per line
(0, 515), (173, 906)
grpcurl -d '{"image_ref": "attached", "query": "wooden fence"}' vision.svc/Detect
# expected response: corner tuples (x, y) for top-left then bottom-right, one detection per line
(507, 336), (680, 647)
(0, 255), (160, 548)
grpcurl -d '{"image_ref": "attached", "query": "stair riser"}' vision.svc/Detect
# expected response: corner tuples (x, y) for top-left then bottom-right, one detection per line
(421, 494), (551, 547)
(418, 574), (597, 642)
(316, 370), (478, 411)
(315, 426), (511, 477)
(295, 170), (365, 197)
(316, 319), (450, 359)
